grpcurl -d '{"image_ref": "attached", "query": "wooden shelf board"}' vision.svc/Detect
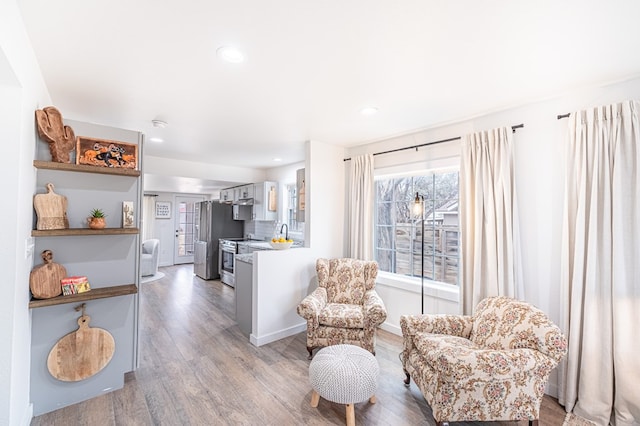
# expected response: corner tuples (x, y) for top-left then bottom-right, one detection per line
(33, 160), (141, 177)
(32, 228), (139, 237)
(29, 284), (138, 308)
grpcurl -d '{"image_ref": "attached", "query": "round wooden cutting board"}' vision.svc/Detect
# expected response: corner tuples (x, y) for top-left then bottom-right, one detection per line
(47, 315), (115, 382)
(30, 250), (65, 299)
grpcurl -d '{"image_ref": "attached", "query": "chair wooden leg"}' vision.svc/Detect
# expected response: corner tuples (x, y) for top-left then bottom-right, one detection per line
(403, 370), (410, 386)
(346, 403), (355, 426)
(529, 420), (539, 426)
(435, 422), (449, 426)
(310, 390), (320, 408)
(307, 346), (313, 359)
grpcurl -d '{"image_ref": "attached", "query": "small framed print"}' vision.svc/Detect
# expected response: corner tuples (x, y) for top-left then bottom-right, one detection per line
(122, 201), (135, 228)
(76, 136), (138, 169)
(155, 201), (171, 219)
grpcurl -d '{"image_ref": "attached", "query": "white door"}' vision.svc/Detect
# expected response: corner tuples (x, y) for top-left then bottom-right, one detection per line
(174, 196), (203, 264)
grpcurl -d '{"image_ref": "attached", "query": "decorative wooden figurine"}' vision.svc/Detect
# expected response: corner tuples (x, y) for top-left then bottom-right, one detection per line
(35, 106), (76, 163)
(33, 183), (69, 230)
(29, 250), (66, 299)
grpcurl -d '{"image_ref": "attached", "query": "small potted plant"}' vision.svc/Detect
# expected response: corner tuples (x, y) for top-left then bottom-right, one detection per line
(87, 208), (107, 229)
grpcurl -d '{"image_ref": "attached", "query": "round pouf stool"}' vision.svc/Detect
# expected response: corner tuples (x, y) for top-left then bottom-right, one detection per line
(309, 344), (379, 426)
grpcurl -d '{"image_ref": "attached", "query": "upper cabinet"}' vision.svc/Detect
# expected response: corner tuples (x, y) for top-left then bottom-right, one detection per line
(224, 181), (278, 221)
(253, 181), (278, 221)
(235, 184), (254, 201)
(296, 168), (305, 223)
(220, 188), (233, 204)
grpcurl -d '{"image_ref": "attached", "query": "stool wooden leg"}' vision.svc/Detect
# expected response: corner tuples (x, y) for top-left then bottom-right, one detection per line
(346, 403), (355, 426)
(310, 390), (320, 408)
(369, 395), (376, 404)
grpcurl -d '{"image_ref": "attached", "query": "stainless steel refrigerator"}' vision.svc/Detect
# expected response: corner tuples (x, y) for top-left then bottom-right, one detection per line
(194, 201), (243, 279)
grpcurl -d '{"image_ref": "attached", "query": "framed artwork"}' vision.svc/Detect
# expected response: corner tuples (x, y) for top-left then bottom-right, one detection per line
(76, 136), (138, 169)
(155, 201), (171, 219)
(122, 201), (135, 228)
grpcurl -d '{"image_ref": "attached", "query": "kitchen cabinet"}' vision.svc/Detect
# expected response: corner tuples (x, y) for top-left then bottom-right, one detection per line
(252, 181), (278, 221)
(233, 204), (252, 221)
(236, 184), (254, 201)
(235, 255), (252, 336)
(220, 188), (233, 204)
(30, 120), (142, 416)
(296, 168), (305, 223)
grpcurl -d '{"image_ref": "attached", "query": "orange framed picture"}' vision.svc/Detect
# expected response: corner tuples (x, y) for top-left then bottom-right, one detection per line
(76, 136), (138, 170)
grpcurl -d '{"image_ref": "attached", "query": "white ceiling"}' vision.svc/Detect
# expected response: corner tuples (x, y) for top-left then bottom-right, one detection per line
(18, 0), (640, 193)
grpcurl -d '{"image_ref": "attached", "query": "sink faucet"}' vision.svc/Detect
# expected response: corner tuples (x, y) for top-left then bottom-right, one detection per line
(280, 223), (288, 240)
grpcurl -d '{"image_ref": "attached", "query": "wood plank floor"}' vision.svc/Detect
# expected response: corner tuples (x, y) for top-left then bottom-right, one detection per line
(31, 264), (568, 426)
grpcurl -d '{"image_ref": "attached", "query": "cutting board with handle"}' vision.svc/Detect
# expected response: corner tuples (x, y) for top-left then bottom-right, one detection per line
(47, 314), (115, 382)
(30, 250), (65, 299)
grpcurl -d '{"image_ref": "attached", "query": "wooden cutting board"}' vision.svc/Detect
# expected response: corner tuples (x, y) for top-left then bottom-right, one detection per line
(30, 250), (65, 299)
(47, 315), (115, 382)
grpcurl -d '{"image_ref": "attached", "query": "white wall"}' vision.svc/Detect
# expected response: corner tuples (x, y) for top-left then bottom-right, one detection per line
(306, 141), (345, 257)
(0, 1), (52, 424)
(144, 155), (266, 190)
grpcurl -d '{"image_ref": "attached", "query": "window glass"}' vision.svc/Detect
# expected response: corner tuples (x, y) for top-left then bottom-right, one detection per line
(374, 170), (459, 285)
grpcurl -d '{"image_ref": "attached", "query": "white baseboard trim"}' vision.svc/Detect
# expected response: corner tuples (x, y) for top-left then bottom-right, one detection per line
(21, 403), (33, 426)
(380, 321), (402, 336)
(250, 323), (307, 347)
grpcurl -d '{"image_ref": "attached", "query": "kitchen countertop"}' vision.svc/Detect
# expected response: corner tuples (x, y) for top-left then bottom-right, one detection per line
(240, 241), (273, 250)
(235, 253), (253, 264)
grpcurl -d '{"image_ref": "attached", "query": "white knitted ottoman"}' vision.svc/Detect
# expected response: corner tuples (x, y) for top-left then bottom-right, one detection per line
(308, 344), (379, 426)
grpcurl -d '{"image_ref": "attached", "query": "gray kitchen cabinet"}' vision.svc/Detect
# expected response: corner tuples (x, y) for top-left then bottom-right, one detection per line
(296, 168), (305, 223)
(220, 188), (233, 204)
(30, 120), (142, 416)
(236, 184), (254, 201)
(252, 181), (278, 221)
(235, 256), (253, 336)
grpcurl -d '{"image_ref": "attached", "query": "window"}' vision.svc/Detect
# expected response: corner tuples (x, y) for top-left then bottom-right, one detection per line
(374, 170), (459, 285)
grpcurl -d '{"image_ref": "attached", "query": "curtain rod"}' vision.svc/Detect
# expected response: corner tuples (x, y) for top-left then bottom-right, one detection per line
(343, 123), (524, 162)
(557, 113), (571, 120)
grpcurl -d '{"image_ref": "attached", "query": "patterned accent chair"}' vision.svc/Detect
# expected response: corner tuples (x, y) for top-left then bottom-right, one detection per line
(297, 258), (387, 359)
(400, 296), (567, 426)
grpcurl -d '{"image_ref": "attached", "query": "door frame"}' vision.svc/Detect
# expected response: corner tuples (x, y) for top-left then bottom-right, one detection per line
(173, 195), (204, 264)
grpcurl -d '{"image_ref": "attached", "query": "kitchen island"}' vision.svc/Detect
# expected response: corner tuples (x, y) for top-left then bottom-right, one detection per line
(242, 247), (318, 347)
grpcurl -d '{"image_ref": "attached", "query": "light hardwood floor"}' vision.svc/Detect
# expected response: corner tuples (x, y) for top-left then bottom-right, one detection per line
(31, 264), (567, 425)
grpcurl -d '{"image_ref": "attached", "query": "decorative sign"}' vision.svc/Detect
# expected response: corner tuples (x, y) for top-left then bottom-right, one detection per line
(155, 201), (171, 219)
(76, 136), (138, 170)
(122, 201), (135, 228)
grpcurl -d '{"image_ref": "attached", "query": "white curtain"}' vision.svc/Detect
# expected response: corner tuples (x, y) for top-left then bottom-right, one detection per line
(142, 195), (156, 241)
(348, 154), (374, 260)
(558, 100), (640, 426)
(459, 126), (523, 315)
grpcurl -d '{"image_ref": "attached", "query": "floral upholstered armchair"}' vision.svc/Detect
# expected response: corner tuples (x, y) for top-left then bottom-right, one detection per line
(400, 296), (567, 426)
(297, 258), (387, 359)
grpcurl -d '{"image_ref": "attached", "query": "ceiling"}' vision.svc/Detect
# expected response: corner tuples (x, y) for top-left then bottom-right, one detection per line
(18, 0), (640, 193)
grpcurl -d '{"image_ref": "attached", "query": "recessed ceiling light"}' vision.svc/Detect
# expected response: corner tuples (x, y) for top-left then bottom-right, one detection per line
(273, 158), (282, 162)
(149, 137), (164, 143)
(360, 107), (379, 116)
(217, 46), (245, 63)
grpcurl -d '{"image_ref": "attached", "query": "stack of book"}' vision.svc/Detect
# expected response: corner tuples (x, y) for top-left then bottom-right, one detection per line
(61, 276), (91, 295)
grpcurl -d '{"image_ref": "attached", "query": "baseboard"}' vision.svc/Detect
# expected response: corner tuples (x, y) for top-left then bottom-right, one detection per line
(250, 323), (306, 347)
(380, 321), (402, 336)
(20, 403), (33, 426)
